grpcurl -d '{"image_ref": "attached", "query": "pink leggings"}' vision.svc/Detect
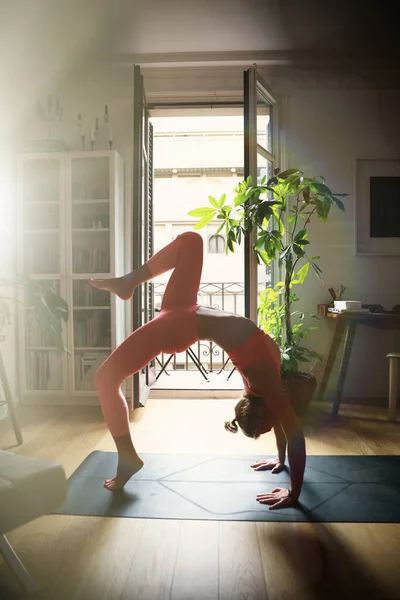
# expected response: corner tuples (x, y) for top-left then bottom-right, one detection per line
(94, 231), (203, 437)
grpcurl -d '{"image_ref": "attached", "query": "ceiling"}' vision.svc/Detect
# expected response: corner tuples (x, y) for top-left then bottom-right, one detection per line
(0, 0), (399, 130)
(1, 0), (399, 70)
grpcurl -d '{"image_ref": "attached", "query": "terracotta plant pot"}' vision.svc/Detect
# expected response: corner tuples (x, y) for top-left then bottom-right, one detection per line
(281, 371), (317, 417)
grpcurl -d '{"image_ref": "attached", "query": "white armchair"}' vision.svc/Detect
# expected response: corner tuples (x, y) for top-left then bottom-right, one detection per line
(0, 450), (68, 594)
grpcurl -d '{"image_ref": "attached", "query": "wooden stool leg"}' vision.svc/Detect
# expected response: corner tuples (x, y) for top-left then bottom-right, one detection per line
(388, 357), (398, 422)
(0, 349), (23, 445)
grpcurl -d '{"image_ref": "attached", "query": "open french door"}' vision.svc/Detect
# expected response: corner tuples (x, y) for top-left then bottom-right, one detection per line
(132, 64), (155, 409)
(243, 66), (278, 323)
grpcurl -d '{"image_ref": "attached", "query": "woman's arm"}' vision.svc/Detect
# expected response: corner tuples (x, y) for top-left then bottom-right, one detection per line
(244, 360), (306, 508)
(250, 423), (286, 473)
(274, 422), (287, 465)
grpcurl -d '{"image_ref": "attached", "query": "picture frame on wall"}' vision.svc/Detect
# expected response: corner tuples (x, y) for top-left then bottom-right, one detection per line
(356, 159), (400, 255)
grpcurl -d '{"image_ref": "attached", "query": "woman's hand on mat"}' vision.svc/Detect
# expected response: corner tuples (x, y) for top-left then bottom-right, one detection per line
(256, 487), (293, 510)
(250, 459), (285, 474)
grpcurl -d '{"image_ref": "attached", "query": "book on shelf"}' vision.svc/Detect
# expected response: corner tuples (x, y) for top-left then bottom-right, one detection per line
(73, 310), (111, 347)
(72, 246), (110, 273)
(74, 351), (109, 390)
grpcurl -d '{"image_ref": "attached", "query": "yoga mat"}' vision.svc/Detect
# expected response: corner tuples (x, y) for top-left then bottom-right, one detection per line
(55, 452), (400, 523)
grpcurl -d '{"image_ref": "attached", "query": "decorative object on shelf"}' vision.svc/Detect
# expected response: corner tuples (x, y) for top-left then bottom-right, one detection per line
(189, 168), (347, 407)
(77, 106), (113, 151)
(37, 95), (63, 138)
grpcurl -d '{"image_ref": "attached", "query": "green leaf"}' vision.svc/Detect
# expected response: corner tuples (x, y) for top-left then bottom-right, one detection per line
(294, 228), (307, 243)
(279, 246), (292, 261)
(296, 262), (310, 283)
(260, 175), (266, 185)
(188, 207), (216, 217)
(234, 193), (248, 207)
(303, 186), (311, 203)
(193, 213), (215, 230)
(311, 181), (333, 196)
(288, 215), (296, 226)
(293, 244), (305, 257)
(208, 195), (219, 208)
(257, 249), (270, 265)
(218, 193), (226, 208)
(278, 169), (300, 180)
(310, 261), (324, 281)
(332, 196), (345, 211)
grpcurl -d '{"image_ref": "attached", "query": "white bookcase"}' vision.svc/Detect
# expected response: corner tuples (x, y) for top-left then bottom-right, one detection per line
(17, 151), (126, 403)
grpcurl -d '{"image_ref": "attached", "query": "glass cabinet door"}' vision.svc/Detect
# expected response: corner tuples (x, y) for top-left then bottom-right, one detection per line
(19, 154), (68, 394)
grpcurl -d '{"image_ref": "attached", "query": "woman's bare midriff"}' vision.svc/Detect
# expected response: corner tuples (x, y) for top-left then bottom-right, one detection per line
(195, 305), (259, 352)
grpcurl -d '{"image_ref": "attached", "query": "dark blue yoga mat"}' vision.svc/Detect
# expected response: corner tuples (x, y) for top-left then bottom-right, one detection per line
(55, 452), (400, 523)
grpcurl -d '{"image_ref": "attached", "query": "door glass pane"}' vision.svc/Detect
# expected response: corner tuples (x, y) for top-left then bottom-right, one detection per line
(257, 153), (274, 187)
(151, 109), (245, 389)
(257, 154), (274, 312)
(256, 89), (272, 153)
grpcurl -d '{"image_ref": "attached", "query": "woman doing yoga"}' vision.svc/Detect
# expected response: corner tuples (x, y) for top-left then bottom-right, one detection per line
(91, 231), (306, 510)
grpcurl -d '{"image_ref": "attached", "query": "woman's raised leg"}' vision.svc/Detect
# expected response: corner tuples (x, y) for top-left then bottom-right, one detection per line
(90, 231), (203, 306)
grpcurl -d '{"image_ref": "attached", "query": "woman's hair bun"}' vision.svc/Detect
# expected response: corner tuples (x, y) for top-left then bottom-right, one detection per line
(224, 418), (238, 433)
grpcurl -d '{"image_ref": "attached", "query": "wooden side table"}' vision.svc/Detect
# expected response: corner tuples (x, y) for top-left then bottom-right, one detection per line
(317, 312), (400, 416)
(0, 336), (23, 445)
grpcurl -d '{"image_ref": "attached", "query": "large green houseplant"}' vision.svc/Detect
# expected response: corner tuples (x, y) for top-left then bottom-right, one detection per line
(188, 168), (347, 403)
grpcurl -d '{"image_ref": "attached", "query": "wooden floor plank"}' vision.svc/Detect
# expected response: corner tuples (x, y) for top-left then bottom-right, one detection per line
(121, 519), (182, 600)
(218, 521), (268, 600)
(170, 520), (219, 600)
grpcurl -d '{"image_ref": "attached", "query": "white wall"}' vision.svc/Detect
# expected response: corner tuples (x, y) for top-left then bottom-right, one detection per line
(285, 88), (400, 398)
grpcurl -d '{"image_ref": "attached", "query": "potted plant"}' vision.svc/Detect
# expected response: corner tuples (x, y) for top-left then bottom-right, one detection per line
(0, 276), (69, 352)
(188, 168), (347, 406)
(0, 276), (68, 444)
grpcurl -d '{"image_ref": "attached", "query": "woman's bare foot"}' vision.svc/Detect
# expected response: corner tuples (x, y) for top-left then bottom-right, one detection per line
(90, 275), (136, 301)
(104, 454), (144, 491)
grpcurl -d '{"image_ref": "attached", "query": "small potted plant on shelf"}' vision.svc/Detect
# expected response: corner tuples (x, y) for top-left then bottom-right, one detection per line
(188, 168), (347, 406)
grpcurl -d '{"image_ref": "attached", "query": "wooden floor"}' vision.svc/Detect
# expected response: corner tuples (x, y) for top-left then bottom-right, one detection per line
(0, 399), (400, 600)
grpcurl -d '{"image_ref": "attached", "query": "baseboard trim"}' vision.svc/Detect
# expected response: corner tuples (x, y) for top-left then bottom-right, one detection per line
(149, 389), (240, 399)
